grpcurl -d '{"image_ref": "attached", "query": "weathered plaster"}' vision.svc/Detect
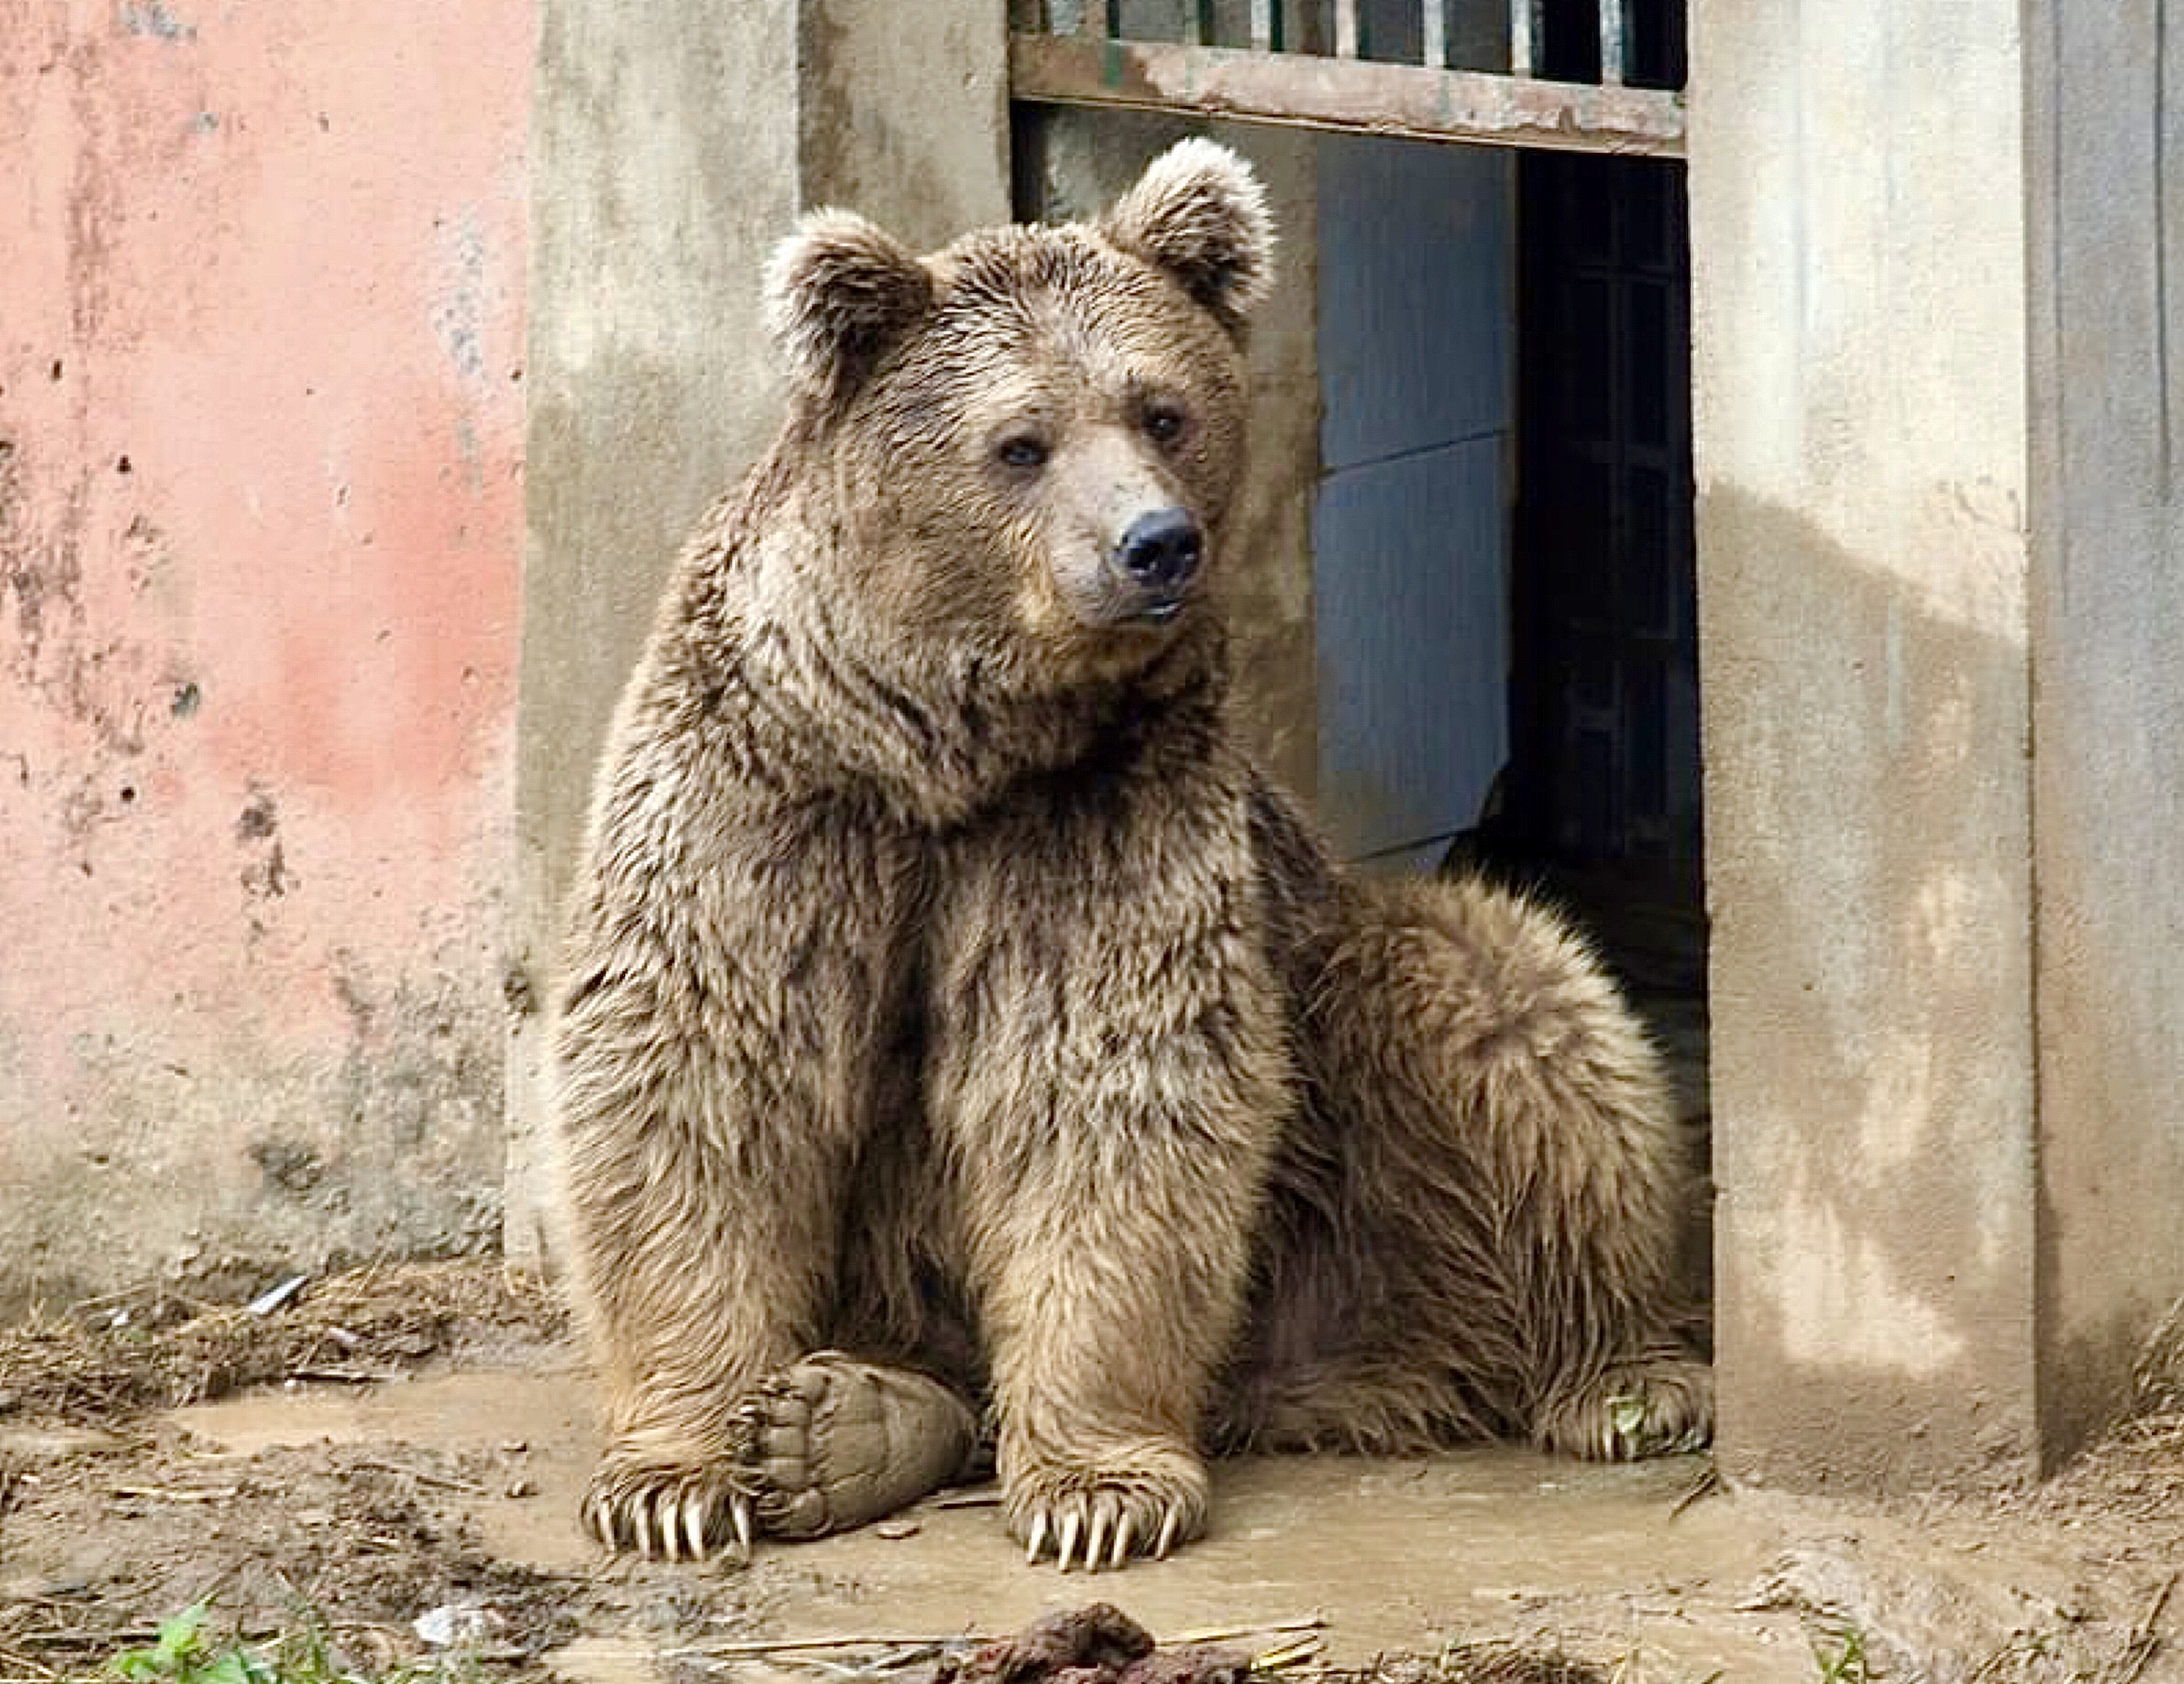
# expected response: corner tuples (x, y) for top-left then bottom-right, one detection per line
(2025, 0), (2184, 1463)
(1690, 0), (2041, 1489)
(0, 1), (527, 1312)
(1698, 491), (2038, 1491)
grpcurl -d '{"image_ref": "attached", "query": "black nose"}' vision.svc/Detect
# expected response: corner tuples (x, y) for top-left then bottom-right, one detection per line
(1112, 507), (1203, 592)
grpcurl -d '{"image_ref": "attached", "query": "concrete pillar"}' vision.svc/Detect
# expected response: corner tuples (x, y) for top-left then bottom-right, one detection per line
(1689, 0), (2039, 1489)
(506, 0), (1010, 1268)
(2025, 0), (2184, 1463)
(1692, 0), (2184, 1488)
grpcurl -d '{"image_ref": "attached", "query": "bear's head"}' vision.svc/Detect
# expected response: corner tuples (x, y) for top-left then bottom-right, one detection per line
(761, 140), (1273, 696)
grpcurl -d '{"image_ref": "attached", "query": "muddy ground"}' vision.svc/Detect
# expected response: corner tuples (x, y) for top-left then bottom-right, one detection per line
(2, 1262), (2181, 1684)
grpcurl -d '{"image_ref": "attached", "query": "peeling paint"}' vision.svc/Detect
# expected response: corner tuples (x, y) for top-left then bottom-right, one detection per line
(431, 210), (489, 383)
(233, 788), (276, 840)
(1, 4), (529, 1308)
(119, 1), (195, 42)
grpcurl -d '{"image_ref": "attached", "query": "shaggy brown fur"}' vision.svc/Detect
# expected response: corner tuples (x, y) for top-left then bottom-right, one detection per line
(550, 139), (1708, 1573)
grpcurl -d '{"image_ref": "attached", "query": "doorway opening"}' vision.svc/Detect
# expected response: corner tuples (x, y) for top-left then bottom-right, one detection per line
(1512, 3), (1705, 1312)
(1508, 141), (1707, 1312)
(1011, 0), (1706, 1311)
(1309, 124), (1705, 1311)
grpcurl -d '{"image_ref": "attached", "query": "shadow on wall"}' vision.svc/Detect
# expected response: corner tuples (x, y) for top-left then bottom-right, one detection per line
(1700, 486), (2064, 1489)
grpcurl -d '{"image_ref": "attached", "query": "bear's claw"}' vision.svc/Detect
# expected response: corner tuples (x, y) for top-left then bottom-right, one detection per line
(1533, 1353), (1714, 1462)
(1021, 1492), (1190, 1571)
(1010, 1463), (1203, 1571)
(582, 1459), (755, 1563)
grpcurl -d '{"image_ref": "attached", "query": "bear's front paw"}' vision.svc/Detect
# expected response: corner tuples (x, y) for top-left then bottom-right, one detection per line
(732, 1352), (980, 1539)
(583, 1452), (755, 1563)
(1005, 1445), (1209, 1572)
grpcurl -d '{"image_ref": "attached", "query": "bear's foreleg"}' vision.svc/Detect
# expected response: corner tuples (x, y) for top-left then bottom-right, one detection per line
(931, 814), (1290, 1571)
(554, 815), (922, 1560)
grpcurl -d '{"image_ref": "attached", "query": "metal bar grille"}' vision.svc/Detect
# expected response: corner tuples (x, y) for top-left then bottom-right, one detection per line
(1598, 0), (1627, 85)
(1335, 0), (1359, 59)
(1509, 0), (1539, 78)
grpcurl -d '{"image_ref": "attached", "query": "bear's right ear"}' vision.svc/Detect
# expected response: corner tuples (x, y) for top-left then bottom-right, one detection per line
(763, 210), (934, 406)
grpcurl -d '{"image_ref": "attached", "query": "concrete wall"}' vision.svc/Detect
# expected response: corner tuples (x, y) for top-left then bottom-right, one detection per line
(2026, 0), (2184, 1461)
(1690, 0), (2042, 1488)
(0, 2), (529, 1313)
(1314, 133), (1512, 866)
(504, 0), (1010, 1267)
(1020, 106), (1323, 810)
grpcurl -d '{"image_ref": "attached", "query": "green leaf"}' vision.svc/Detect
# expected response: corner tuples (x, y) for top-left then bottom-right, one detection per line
(110, 1598), (217, 1680)
(197, 1649), (268, 1684)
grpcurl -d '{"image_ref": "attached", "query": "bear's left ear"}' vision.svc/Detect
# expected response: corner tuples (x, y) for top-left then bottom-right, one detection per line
(1098, 138), (1274, 339)
(763, 209), (935, 405)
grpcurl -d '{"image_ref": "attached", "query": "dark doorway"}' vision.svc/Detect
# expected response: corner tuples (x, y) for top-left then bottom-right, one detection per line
(1501, 133), (1709, 1312)
(1508, 150), (1698, 894)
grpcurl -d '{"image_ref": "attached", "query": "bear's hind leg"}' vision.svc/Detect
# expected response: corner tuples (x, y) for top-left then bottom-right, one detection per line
(1530, 1349), (1713, 1461)
(732, 1354), (981, 1538)
(1243, 870), (1711, 1460)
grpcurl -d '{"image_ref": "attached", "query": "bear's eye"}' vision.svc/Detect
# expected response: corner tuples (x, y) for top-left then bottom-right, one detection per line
(996, 434), (1050, 470)
(1142, 405), (1188, 447)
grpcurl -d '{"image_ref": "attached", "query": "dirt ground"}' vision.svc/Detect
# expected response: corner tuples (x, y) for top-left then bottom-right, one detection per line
(3, 1262), (2181, 1684)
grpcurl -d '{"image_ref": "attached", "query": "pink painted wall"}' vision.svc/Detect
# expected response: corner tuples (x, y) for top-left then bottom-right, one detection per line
(0, 0), (529, 1312)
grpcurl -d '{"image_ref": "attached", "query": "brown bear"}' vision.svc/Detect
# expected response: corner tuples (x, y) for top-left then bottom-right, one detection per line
(550, 139), (1709, 1573)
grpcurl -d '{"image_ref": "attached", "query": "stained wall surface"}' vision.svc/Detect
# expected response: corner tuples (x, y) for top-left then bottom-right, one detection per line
(0, 2), (529, 1312)
(1689, 0), (2042, 1487)
(2026, 0), (2184, 1462)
